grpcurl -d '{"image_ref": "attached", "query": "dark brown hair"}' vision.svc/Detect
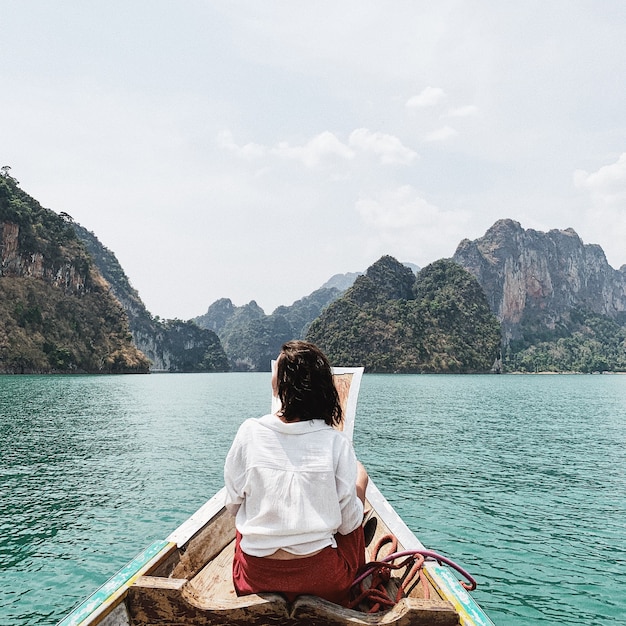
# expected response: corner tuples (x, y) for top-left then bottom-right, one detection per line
(276, 341), (342, 426)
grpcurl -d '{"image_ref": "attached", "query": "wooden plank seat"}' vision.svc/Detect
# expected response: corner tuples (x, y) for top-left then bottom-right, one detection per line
(128, 576), (459, 626)
(126, 512), (460, 626)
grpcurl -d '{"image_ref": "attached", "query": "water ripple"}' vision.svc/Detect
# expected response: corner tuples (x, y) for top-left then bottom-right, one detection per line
(1, 373), (625, 626)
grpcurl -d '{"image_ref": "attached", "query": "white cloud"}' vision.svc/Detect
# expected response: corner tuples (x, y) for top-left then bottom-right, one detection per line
(348, 128), (417, 165)
(406, 86), (447, 108)
(574, 153), (626, 200)
(218, 128), (416, 167)
(217, 130), (267, 159)
(217, 129), (354, 168)
(424, 125), (458, 142)
(354, 185), (472, 263)
(271, 131), (354, 167)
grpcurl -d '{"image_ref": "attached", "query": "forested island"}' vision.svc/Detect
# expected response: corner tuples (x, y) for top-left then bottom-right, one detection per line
(306, 256), (501, 373)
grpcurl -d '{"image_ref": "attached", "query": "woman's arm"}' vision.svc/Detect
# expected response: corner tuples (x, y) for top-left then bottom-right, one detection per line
(355, 461), (369, 505)
(336, 440), (368, 534)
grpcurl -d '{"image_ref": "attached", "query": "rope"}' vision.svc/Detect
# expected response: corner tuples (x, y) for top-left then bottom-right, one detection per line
(349, 533), (477, 613)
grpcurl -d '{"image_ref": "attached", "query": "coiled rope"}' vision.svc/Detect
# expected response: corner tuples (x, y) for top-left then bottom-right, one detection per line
(349, 534), (477, 613)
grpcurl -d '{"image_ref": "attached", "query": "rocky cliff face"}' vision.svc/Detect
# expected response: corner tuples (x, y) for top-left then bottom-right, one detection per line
(0, 175), (150, 373)
(453, 219), (626, 342)
(1, 220), (91, 294)
(73, 224), (228, 372)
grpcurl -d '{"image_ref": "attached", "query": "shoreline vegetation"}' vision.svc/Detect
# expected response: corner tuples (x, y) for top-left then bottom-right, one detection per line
(1, 369), (624, 377)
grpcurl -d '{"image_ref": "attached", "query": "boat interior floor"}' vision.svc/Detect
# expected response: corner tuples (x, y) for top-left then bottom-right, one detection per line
(123, 508), (461, 625)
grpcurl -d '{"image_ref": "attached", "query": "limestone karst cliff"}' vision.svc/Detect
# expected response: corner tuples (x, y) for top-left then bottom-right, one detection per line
(453, 219), (626, 343)
(73, 224), (228, 373)
(1, 174), (228, 374)
(193, 288), (341, 371)
(451, 219), (626, 371)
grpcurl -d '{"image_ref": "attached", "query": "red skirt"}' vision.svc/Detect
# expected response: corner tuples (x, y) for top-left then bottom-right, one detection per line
(232, 527), (365, 607)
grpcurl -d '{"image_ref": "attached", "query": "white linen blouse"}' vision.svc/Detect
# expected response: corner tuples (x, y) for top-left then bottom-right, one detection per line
(223, 413), (364, 557)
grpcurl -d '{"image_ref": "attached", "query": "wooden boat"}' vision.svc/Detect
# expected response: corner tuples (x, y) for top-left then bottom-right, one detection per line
(58, 368), (494, 626)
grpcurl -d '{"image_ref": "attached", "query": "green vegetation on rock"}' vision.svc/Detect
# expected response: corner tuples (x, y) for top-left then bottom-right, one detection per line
(73, 223), (229, 373)
(307, 256), (501, 373)
(194, 289), (342, 371)
(157, 319), (229, 372)
(0, 173), (150, 373)
(504, 309), (626, 373)
(0, 277), (148, 373)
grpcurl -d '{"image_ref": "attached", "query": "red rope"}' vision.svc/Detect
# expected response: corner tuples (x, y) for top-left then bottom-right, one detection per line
(348, 534), (431, 613)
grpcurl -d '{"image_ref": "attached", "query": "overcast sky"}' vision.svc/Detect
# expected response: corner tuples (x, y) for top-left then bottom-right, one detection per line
(2, 1), (625, 320)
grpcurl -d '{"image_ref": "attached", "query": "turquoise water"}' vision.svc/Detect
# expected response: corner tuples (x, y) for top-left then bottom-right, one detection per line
(1, 373), (625, 625)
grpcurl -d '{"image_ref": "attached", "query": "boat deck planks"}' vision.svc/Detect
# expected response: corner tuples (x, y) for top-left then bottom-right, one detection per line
(120, 495), (461, 625)
(184, 538), (238, 604)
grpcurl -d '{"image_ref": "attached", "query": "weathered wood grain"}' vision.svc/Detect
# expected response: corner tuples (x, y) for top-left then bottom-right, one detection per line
(169, 509), (235, 580)
(292, 596), (459, 625)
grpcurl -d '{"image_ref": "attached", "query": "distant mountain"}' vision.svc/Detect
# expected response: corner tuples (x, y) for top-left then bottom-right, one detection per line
(307, 255), (501, 373)
(193, 288), (341, 371)
(74, 224), (228, 373)
(402, 262), (421, 275)
(453, 219), (626, 371)
(0, 171), (149, 373)
(194, 263), (422, 371)
(320, 263), (420, 292)
(272, 287), (343, 338)
(320, 272), (363, 291)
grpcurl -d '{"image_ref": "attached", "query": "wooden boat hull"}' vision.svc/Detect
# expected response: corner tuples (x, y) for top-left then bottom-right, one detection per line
(58, 481), (493, 626)
(58, 367), (494, 626)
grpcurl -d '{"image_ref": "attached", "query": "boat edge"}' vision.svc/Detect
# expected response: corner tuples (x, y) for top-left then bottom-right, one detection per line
(365, 480), (495, 626)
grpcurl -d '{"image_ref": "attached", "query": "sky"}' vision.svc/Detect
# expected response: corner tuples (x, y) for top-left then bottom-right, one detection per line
(2, 1), (626, 320)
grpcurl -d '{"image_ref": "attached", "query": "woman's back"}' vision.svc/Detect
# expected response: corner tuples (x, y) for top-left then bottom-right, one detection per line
(225, 414), (363, 557)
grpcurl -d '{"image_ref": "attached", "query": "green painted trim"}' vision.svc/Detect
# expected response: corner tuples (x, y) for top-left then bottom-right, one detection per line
(425, 564), (495, 626)
(57, 539), (171, 626)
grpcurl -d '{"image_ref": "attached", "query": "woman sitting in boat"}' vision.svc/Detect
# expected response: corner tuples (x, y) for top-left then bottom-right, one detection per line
(224, 340), (369, 607)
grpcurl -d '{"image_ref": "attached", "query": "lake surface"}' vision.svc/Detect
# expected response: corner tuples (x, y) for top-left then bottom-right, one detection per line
(1, 373), (625, 625)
